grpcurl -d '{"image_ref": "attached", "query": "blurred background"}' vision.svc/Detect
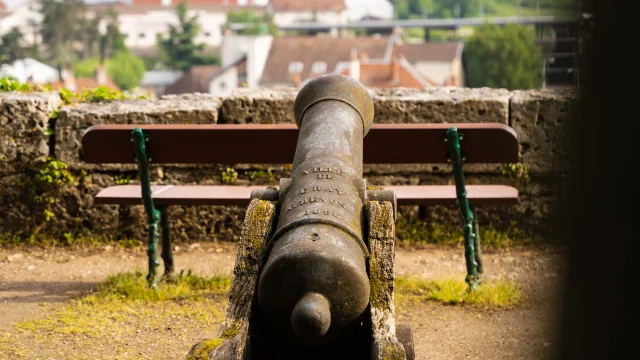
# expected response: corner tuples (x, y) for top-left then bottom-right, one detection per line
(0, 0), (583, 98)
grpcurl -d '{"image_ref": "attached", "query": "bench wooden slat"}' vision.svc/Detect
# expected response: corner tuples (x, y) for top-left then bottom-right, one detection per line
(95, 185), (518, 206)
(81, 123), (518, 165)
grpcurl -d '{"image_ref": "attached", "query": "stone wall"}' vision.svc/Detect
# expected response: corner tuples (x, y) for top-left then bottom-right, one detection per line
(0, 87), (578, 243)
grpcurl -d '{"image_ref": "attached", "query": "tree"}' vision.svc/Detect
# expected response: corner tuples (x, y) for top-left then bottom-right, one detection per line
(464, 23), (544, 90)
(157, 0), (216, 71)
(99, 8), (127, 61)
(393, 0), (495, 19)
(73, 50), (146, 91)
(0, 27), (29, 63)
(40, 0), (92, 64)
(223, 10), (278, 36)
(107, 51), (146, 90)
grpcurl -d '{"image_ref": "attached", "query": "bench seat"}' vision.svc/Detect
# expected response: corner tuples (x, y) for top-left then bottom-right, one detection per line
(95, 184), (518, 207)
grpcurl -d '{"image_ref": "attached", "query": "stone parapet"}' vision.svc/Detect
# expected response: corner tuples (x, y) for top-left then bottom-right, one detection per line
(0, 87), (579, 243)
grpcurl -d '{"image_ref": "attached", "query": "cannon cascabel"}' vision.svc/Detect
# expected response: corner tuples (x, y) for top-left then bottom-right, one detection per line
(257, 74), (374, 346)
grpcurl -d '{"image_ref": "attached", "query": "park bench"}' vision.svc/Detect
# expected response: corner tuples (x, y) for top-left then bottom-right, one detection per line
(81, 122), (518, 288)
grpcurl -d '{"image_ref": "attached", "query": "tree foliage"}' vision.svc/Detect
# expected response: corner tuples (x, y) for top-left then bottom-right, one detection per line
(392, 0), (576, 19)
(73, 51), (146, 91)
(394, 0), (492, 19)
(464, 23), (544, 90)
(0, 27), (31, 63)
(39, 0), (92, 65)
(100, 8), (127, 60)
(107, 51), (146, 91)
(157, 0), (217, 71)
(223, 10), (278, 36)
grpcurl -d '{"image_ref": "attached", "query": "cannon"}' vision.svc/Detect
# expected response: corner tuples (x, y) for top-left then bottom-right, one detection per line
(258, 73), (375, 347)
(188, 74), (413, 360)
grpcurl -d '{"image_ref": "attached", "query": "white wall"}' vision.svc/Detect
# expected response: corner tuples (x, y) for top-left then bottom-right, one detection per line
(221, 34), (272, 89)
(272, 10), (347, 26)
(414, 61), (453, 86)
(113, 9), (226, 49)
(208, 66), (238, 97)
(0, 2), (43, 45)
(345, 0), (393, 21)
(0, 58), (59, 84)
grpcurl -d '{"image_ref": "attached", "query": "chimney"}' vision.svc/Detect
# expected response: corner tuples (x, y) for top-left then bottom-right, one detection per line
(95, 63), (107, 86)
(349, 48), (360, 81)
(392, 54), (403, 84)
(291, 72), (301, 88)
(391, 27), (404, 44)
(359, 52), (368, 61)
(60, 67), (76, 91)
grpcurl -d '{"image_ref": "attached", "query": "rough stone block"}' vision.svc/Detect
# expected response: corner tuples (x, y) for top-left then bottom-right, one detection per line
(369, 87), (512, 174)
(372, 87), (512, 124)
(118, 204), (247, 243)
(0, 171), (118, 238)
(0, 92), (61, 174)
(511, 89), (579, 174)
(56, 94), (221, 169)
(220, 87), (297, 124)
(187, 199), (275, 359)
(368, 201), (407, 359)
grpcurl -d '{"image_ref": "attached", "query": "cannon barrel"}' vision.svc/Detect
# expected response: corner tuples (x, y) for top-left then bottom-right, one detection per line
(257, 74), (375, 347)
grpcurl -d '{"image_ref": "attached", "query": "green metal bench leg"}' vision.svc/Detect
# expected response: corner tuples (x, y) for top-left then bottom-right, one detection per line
(159, 206), (176, 280)
(132, 128), (161, 289)
(446, 127), (480, 291)
(146, 213), (161, 289)
(472, 208), (484, 279)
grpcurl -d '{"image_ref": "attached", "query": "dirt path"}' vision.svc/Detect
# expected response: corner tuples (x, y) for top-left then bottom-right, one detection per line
(0, 243), (566, 359)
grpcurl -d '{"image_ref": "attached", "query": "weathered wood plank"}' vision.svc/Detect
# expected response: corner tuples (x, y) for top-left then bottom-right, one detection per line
(186, 199), (276, 360)
(368, 201), (407, 360)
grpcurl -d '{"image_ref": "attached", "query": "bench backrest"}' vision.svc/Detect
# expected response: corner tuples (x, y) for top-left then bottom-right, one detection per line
(81, 123), (518, 164)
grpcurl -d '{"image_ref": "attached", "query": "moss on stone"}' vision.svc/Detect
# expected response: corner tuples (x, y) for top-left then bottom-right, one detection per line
(379, 342), (406, 360)
(221, 320), (239, 339)
(187, 338), (224, 360)
(369, 270), (387, 310)
(367, 201), (395, 311)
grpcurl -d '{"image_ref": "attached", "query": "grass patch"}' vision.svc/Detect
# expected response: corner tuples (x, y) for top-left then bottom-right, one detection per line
(395, 216), (539, 249)
(93, 270), (231, 302)
(0, 233), (146, 251)
(395, 276), (524, 309)
(7, 271), (232, 359)
(2, 270), (524, 358)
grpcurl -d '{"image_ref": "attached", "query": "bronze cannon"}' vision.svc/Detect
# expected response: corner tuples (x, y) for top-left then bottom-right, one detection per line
(188, 74), (412, 360)
(257, 74), (375, 346)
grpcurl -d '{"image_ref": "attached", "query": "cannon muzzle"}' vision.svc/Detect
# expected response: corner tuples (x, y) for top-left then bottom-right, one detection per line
(257, 74), (374, 347)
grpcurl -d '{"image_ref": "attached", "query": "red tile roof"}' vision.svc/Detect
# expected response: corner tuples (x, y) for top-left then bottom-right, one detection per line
(260, 36), (462, 87)
(391, 42), (463, 62)
(131, 0), (239, 5)
(338, 59), (434, 89)
(260, 36), (389, 86)
(47, 77), (121, 92)
(88, 0), (261, 14)
(163, 65), (220, 95)
(270, 0), (346, 12)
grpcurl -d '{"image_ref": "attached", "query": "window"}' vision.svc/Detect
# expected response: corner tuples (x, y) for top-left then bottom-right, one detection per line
(204, 32), (211, 37)
(219, 81), (226, 90)
(139, 33), (146, 38)
(288, 61), (303, 73)
(311, 61), (327, 74)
